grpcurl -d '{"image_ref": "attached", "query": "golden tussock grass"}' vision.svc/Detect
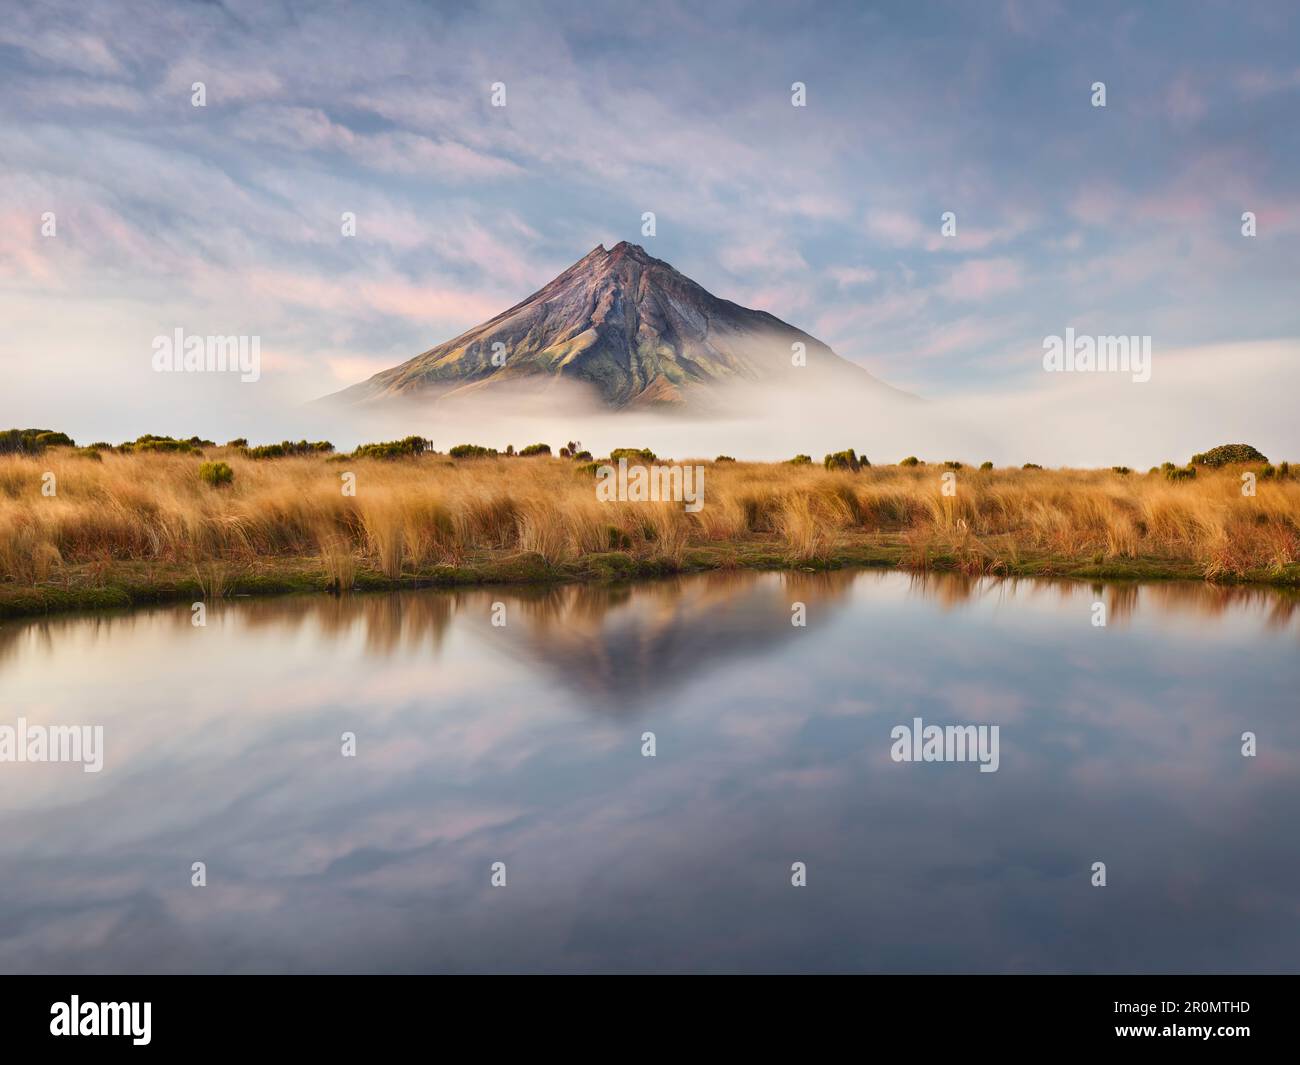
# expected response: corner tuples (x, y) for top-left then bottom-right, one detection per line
(1, 451), (1297, 592)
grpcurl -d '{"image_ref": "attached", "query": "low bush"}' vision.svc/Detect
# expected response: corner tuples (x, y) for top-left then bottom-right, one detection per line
(824, 449), (862, 472)
(244, 439), (335, 459)
(352, 437), (429, 460)
(124, 436), (204, 455)
(0, 428), (76, 454)
(1190, 443), (1268, 467)
(448, 443), (498, 459)
(198, 461), (234, 487)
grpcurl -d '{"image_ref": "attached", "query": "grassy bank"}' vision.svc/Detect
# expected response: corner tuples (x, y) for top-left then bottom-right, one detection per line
(1, 450), (1298, 618)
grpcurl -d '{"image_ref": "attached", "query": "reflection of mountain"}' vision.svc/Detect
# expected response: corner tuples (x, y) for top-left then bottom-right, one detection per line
(484, 570), (861, 712)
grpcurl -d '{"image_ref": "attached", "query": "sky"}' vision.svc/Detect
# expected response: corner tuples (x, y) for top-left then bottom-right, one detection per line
(1, 0), (1298, 459)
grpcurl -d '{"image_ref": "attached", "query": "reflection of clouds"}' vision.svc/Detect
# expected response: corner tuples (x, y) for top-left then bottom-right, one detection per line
(0, 570), (1296, 972)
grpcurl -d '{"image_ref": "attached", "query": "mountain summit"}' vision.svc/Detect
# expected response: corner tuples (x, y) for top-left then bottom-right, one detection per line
(330, 242), (895, 409)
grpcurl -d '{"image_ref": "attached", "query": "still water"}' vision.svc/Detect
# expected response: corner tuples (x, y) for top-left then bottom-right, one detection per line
(1, 570), (1297, 973)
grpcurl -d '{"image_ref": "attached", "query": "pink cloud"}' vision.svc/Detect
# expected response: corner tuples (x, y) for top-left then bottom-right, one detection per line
(242, 268), (504, 325)
(914, 314), (1025, 360)
(1236, 66), (1300, 98)
(0, 211), (61, 286)
(866, 209), (927, 247)
(1068, 184), (1124, 226)
(358, 279), (503, 323)
(815, 288), (929, 338)
(868, 208), (1032, 253)
(324, 354), (400, 383)
(719, 238), (808, 276)
(940, 257), (1023, 302)
(827, 265), (879, 288)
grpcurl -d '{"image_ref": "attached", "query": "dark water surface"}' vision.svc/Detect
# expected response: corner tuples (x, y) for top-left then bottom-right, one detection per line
(1, 570), (1297, 973)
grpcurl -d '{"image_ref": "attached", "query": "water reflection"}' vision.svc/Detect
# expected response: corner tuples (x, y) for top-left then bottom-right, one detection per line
(0, 569), (1296, 972)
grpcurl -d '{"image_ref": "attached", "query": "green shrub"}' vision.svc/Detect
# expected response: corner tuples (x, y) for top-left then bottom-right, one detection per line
(787, 455), (812, 466)
(130, 439), (203, 455)
(1278, 461), (1291, 479)
(715, 455), (736, 463)
(1023, 463), (1042, 470)
(71, 447), (103, 462)
(0, 428), (76, 454)
(199, 460), (234, 487)
(519, 443), (552, 457)
(943, 460), (963, 470)
(1111, 466), (1132, 475)
(1190, 443), (1268, 467)
(824, 449), (861, 472)
(115, 434), (217, 454)
(899, 456), (920, 467)
(352, 436), (429, 460)
(244, 439), (335, 459)
(1261, 463), (1276, 479)
(226, 437), (248, 448)
(1165, 464), (1197, 482)
(610, 447), (656, 463)
(979, 461), (993, 471)
(448, 443), (498, 459)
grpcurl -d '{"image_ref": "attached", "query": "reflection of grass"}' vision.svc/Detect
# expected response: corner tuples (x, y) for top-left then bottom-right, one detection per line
(1, 450), (1298, 617)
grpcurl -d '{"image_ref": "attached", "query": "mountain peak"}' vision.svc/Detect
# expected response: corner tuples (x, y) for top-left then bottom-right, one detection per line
(331, 244), (895, 409)
(576, 241), (655, 269)
(608, 240), (651, 260)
